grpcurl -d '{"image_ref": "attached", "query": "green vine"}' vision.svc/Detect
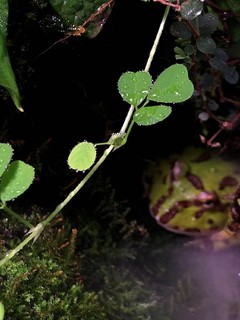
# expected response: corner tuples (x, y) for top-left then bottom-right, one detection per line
(0, 4), (194, 268)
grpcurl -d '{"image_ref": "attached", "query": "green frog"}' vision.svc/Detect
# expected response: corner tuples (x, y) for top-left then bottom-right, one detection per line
(144, 147), (240, 249)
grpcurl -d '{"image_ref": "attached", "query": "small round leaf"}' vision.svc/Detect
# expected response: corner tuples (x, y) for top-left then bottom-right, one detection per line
(174, 47), (186, 59)
(196, 36), (216, 54)
(213, 48), (228, 61)
(180, 0), (203, 21)
(118, 71), (152, 107)
(209, 57), (226, 71)
(0, 160), (35, 202)
(170, 22), (192, 39)
(198, 13), (220, 36)
(184, 44), (195, 56)
(222, 65), (239, 84)
(134, 105), (172, 126)
(68, 142), (96, 171)
(148, 64), (194, 103)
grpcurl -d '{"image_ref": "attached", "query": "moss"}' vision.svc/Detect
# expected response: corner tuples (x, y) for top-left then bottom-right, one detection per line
(0, 219), (106, 320)
(3, 174), (238, 320)
(0, 175), (154, 319)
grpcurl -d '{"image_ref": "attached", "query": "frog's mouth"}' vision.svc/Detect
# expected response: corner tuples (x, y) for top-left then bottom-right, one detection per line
(151, 197), (230, 236)
(152, 191), (229, 227)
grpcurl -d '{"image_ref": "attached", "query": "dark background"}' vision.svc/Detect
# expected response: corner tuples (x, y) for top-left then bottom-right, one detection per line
(1, 0), (199, 219)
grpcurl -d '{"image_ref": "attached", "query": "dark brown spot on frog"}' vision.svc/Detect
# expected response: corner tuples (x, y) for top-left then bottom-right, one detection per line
(219, 176), (238, 190)
(194, 212), (222, 230)
(195, 210), (204, 219)
(158, 201), (191, 224)
(151, 195), (169, 217)
(195, 211), (220, 228)
(207, 218), (215, 225)
(193, 151), (211, 163)
(151, 176), (178, 220)
(186, 172), (204, 190)
(159, 207), (179, 224)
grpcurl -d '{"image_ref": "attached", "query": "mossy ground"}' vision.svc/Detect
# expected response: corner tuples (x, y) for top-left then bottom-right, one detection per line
(1, 175), (240, 320)
(0, 175), (162, 319)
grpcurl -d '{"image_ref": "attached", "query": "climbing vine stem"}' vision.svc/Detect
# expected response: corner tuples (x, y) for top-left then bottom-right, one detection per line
(0, 5), (170, 267)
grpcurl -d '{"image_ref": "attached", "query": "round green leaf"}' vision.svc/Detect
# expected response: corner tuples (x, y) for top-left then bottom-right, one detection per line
(222, 65), (239, 84)
(199, 13), (220, 36)
(174, 47), (186, 60)
(180, 0), (203, 21)
(118, 71), (152, 107)
(133, 105), (172, 126)
(184, 44), (195, 56)
(170, 22), (192, 39)
(0, 143), (13, 178)
(148, 64), (194, 103)
(0, 160), (35, 202)
(213, 48), (228, 61)
(209, 57), (226, 71)
(196, 36), (216, 54)
(68, 141), (96, 171)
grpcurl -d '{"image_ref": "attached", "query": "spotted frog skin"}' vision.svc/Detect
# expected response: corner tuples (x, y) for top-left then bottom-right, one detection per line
(145, 147), (240, 241)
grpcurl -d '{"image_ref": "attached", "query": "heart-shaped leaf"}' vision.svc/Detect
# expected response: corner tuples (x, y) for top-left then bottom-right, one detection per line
(118, 71), (152, 107)
(134, 105), (172, 126)
(148, 64), (194, 103)
(68, 141), (96, 171)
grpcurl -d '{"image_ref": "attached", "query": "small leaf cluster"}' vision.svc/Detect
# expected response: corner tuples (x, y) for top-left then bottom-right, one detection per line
(118, 64), (194, 126)
(67, 64), (194, 172)
(171, 6), (239, 85)
(169, 0), (240, 146)
(0, 143), (34, 203)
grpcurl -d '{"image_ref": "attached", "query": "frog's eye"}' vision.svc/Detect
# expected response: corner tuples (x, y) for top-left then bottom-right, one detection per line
(203, 200), (216, 208)
(195, 191), (219, 208)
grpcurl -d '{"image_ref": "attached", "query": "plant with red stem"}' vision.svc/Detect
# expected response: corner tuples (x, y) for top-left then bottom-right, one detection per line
(153, 0), (181, 11)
